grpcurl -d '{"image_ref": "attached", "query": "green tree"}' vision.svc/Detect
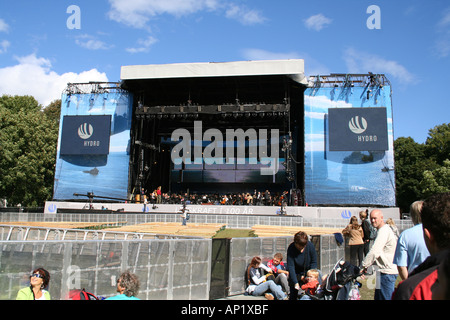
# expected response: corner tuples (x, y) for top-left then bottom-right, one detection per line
(425, 123), (450, 165)
(394, 123), (449, 213)
(394, 137), (436, 213)
(0, 95), (41, 113)
(420, 159), (450, 198)
(0, 95), (59, 206)
(43, 99), (61, 123)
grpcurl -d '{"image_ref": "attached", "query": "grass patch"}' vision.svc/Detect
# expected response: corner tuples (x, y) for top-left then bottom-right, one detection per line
(357, 274), (402, 300)
(213, 228), (256, 238)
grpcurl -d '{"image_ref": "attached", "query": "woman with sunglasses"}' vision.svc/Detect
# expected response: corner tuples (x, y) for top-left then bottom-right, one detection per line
(16, 268), (51, 300)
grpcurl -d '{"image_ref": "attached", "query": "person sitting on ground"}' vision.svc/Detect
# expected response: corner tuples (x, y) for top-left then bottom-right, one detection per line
(267, 253), (290, 295)
(245, 256), (286, 300)
(106, 270), (140, 300)
(16, 268), (51, 300)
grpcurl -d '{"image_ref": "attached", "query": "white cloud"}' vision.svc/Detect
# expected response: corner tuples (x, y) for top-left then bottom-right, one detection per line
(437, 8), (450, 28)
(0, 19), (9, 33)
(241, 48), (301, 60)
(225, 4), (266, 25)
(434, 8), (450, 58)
(343, 47), (417, 84)
(107, 0), (220, 29)
(126, 35), (158, 53)
(0, 54), (108, 106)
(305, 95), (352, 112)
(0, 40), (10, 54)
(107, 0), (265, 28)
(75, 34), (112, 50)
(304, 14), (332, 31)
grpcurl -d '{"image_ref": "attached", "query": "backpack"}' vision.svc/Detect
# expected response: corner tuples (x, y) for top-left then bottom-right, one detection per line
(363, 219), (377, 240)
(368, 223), (377, 240)
(68, 288), (99, 300)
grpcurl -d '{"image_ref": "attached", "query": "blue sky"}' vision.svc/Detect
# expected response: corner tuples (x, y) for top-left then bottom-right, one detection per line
(0, 0), (449, 144)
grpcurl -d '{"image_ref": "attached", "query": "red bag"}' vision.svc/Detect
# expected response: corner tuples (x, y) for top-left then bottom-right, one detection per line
(68, 288), (99, 300)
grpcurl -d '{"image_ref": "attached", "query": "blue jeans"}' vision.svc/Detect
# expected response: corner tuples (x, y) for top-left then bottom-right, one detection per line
(375, 273), (397, 300)
(252, 280), (286, 300)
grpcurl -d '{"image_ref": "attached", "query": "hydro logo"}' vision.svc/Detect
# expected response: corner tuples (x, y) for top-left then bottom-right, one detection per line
(78, 123), (94, 139)
(60, 115), (111, 155)
(348, 116), (367, 134)
(328, 107), (388, 151)
(341, 210), (352, 219)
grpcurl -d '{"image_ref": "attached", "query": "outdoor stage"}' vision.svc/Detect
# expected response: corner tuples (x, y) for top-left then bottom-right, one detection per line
(53, 60), (397, 214)
(44, 201), (400, 220)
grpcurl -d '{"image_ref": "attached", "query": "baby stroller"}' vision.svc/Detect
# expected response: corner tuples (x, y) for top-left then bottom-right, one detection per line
(303, 258), (362, 300)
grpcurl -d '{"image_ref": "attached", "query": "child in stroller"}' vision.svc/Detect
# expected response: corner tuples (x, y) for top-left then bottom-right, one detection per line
(299, 258), (362, 300)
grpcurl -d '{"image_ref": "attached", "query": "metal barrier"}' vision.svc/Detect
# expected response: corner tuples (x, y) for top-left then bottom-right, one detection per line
(0, 238), (211, 300)
(0, 211), (412, 300)
(0, 211), (413, 230)
(0, 224), (201, 241)
(227, 234), (345, 296)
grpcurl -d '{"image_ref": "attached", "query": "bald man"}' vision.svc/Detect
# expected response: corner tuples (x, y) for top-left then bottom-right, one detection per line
(361, 209), (398, 300)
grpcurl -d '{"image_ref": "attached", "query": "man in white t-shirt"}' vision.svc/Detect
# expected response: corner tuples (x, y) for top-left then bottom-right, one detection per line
(362, 209), (398, 300)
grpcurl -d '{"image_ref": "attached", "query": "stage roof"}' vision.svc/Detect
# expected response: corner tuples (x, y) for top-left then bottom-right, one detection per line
(120, 59), (307, 84)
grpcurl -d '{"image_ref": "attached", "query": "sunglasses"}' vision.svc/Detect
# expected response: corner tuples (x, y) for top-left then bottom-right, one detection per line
(30, 273), (44, 279)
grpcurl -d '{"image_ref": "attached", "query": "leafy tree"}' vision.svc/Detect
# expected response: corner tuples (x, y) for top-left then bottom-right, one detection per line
(425, 123), (450, 165)
(394, 137), (429, 212)
(0, 95), (59, 206)
(43, 99), (61, 123)
(394, 123), (450, 213)
(420, 159), (450, 198)
(0, 95), (41, 113)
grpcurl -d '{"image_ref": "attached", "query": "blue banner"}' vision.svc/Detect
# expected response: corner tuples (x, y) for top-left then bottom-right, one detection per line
(53, 90), (132, 201)
(304, 77), (396, 207)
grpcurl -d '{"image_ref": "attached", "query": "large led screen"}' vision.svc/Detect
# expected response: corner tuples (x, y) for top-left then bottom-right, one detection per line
(304, 81), (395, 206)
(53, 90), (132, 200)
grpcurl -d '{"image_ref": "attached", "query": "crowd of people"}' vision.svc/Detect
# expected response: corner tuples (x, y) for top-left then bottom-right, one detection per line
(16, 269), (141, 300)
(140, 188), (292, 207)
(245, 192), (450, 301)
(14, 191), (450, 301)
